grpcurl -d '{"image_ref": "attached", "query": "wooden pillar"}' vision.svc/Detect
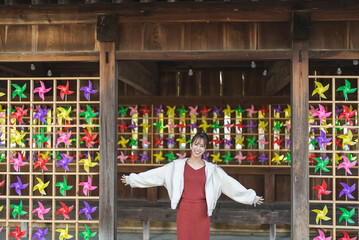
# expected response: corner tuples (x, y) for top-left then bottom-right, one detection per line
(291, 11), (310, 240)
(98, 14), (118, 240)
(264, 174), (275, 204)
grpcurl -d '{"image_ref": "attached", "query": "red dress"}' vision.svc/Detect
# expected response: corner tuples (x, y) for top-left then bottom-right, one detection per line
(177, 162), (210, 240)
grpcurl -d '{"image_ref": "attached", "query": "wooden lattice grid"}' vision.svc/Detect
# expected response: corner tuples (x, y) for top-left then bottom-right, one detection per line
(0, 77), (100, 239)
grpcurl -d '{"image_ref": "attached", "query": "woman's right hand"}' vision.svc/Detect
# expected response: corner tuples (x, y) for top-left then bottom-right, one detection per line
(121, 174), (127, 185)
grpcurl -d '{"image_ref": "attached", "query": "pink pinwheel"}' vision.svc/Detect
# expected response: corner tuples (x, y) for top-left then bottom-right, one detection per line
(339, 182), (356, 199)
(79, 176), (97, 195)
(80, 129), (97, 148)
(312, 180), (331, 200)
(313, 229), (332, 240)
(246, 105), (258, 117)
(56, 202), (73, 219)
(234, 152), (246, 164)
(33, 106), (50, 123)
(34, 155), (49, 171)
(139, 138), (151, 148)
(32, 201), (51, 220)
(117, 151), (128, 164)
(33, 81), (51, 100)
(80, 80), (98, 100)
(9, 176), (28, 196)
(79, 201), (97, 219)
(56, 131), (72, 146)
(312, 104), (332, 124)
(188, 106), (199, 116)
(56, 81), (74, 100)
(339, 105), (356, 125)
(0, 180), (4, 188)
(257, 137), (269, 148)
(9, 152), (27, 172)
(56, 153), (74, 171)
(338, 155), (357, 175)
(10, 106), (28, 124)
(33, 226), (48, 240)
(309, 105), (318, 115)
(339, 230), (357, 240)
(128, 105), (138, 116)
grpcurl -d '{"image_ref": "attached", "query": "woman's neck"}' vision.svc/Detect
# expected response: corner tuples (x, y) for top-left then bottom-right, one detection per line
(188, 156), (203, 164)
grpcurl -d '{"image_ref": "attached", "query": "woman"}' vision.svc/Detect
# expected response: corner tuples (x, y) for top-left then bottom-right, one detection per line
(121, 132), (264, 240)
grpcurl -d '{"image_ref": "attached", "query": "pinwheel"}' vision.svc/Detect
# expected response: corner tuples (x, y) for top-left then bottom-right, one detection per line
(79, 176), (97, 195)
(234, 152), (246, 164)
(339, 105), (356, 124)
(118, 136), (129, 148)
(78, 225), (97, 240)
(199, 106), (211, 117)
(139, 152), (149, 163)
(314, 156), (330, 173)
(8, 224), (26, 240)
(246, 152), (257, 164)
(188, 105), (199, 116)
(154, 105), (164, 116)
(246, 136), (257, 148)
(165, 121), (176, 130)
(258, 152), (269, 165)
(164, 151), (176, 162)
(80, 129), (97, 148)
(128, 153), (138, 163)
(312, 81), (330, 99)
(0, 180), (4, 188)
(128, 137), (138, 147)
(12, 83), (27, 99)
(55, 176), (73, 196)
(33, 106), (50, 123)
(33, 177), (50, 195)
(128, 105), (138, 116)
(245, 105), (257, 117)
(57, 153), (74, 171)
(153, 151), (165, 163)
(80, 105), (98, 124)
(199, 120), (211, 132)
(117, 151), (128, 164)
(283, 104), (291, 117)
(211, 120), (222, 131)
(339, 231), (357, 240)
(258, 121), (268, 131)
(211, 153), (221, 163)
(212, 106), (222, 117)
(210, 137), (223, 146)
(56, 106), (73, 124)
(56, 81), (74, 100)
(234, 105), (246, 115)
(139, 138), (151, 148)
(79, 201), (97, 220)
(235, 137), (245, 147)
(56, 224), (73, 240)
(10, 129), (26, 147)
(222, 105), (234, 117)
(313, 229), (332, 240)
(223, 138), (233, 148)
(79, 153), (97, 173)
(139, 105), (150, 116)
(176, 153), (186, 159)
(10, 200), (27, 219)
(153, 121), (165, 131)
(32, 201), (50, 220)
(337, 155), (357, 175)
(312, 180), (331, 200)
(283, 152), (291, 164)
(118, 105), (128, 116)
(9, 152), (27, 172)
(272, 121), (283, 131)
(140, 122), (151, 131)
(312, 205), (331, 224)
(348, 153), (357, 162)
(34, 128), (50, 147)
(56, 202), (74, 219)
(128, 121), (138, 131)
(338, 130), (356, 149)
(336, 79), (357, 100)
(223, 121), (234, 131)
(283, 123), (291, 132)
(273, 137), (283, 148)
(222, 152), (233, 164)
(176, 121), (187, 131)
(9, 176), (28, 196)
(177, 105), (188, 116)
(33, 81), (51, 100)
(166, 106), (176, 116)
(176, 137), (187, 146)
(155, 137), (164, 147)
(312, 104), (332, 124)
(313, 130), (332, 150)
(80, 80), (98, 100)
(33, 155), (49, 171)
(339, 182), (356, 199)
(33, 226), (48, 240)
(273, 105), (283, 115)
(10, 106), (28, 124)
(258, 105), (269, 116)
(246, 120), (257, 132)
(271, 153), (284, 164)
(56, 130), (72, 146)
(339, 208), (355, 224)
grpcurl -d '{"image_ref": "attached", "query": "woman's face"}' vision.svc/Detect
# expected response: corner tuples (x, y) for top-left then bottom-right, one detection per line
(191, 138), (206, 158)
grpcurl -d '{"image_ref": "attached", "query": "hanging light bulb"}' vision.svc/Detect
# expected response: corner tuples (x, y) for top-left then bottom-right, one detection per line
(353, 60), (359, 66)
(188, 66), (193, 76)
(336, 65), (342, 75)
(30, 63), (36, 71)
(47, 68), (52, 77)
(262, 69), (268, 76)
(251, 61), (256, 69)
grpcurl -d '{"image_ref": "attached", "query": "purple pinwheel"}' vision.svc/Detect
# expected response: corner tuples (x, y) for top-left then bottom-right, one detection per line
(188, 122), (199, 130)
(223, 138), (233, 148)
(203, 152), (210, 162)
(154, 105), (164, 116)
(335, 104), (343, 117)
(339, 182), (356, 199)
(128, 121), (138, 131)
(33, 226), (48, 240)
(79, 201), (97, 220)
(284, 138), (291, 148)
(33, 106), (50, 123)
(212, 106), (222, 117)
(139, 152), (149, 163)
(310, 121), (319, 131)
(246, 120), (257, 132)
(313, 130), (332, 150)
(258, 152), (269, 165)
(273, 105), (283, 115)
(56, 153), (74, 171)
(80, 80), (98, 100)
(9, 176), (28, 196)
(165, 137), (176, 147)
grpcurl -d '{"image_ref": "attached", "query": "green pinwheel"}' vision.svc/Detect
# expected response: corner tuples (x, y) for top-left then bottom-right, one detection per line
(348, 153), (357, 162)
(164, 151), (176, 162)
(336, 79), (357, 100)
(272, 121), (284, 131)
(118, 106), (128, 116)
(222, 152), (233, 164)
(80, 105), (98, 124)
(314, 156), (330, 173)
(177, 105), (188, 116)
(0, 151), (5, 162)
(234, 105), (246, 115)
(283, 152), (291, 164)
(309, 137), (318, 148)
(10, 200), (27, 218)
(55, 176), (73, 196)
(78, 224), (97, 240)
(211, 121), (222, 132)
(339, 207), (355, 224)
(34, 128), (50, 147)
(129, 137), (138, 147)
(246, 136), (257, 148)
(12, 83), (27, 99)
(153, 121), (165, 131)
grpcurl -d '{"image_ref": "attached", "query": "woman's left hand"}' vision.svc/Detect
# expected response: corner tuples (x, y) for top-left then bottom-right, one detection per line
(254, 196), (264, 207)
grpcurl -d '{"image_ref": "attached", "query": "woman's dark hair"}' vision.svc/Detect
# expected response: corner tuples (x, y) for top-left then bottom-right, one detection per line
(191, 132), (209, 149)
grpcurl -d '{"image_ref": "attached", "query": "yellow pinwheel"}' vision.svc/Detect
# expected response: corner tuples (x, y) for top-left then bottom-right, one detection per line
(10, 128), (26, 147)
(0, 205), (3, 212)
(211, 153), (222, 163)
(140, 122), (151, 131)
(222, 105), (234, 117)
(56, 106), (72, 124)
(312, 81), (330, 99)
(56, 224), (73, 240)
(94, 152), (100, 162)
(338, 130), (356, 149)
(312, 205), (331, 224)
(166, 106), (176, 116)
(284, 104), (291, 118)
(334, 153), (343, 164)
(235, 137), (245, 147)
(153, 151), (165, 163)
(79, 154), (97, 173)
(118, 137), (129, 148)
(176, 137), (187, 146)
(199, 119), (211, 132)
(258, 121), (268, 131)
(271, 153), (284, 164)
(33, 177), (50, 195)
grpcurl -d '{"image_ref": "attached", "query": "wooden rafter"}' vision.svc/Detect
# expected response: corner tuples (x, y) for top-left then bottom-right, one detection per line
(266, 61), (291, 96)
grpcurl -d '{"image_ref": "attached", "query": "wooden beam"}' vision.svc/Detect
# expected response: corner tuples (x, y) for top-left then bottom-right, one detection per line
(0, 64), (33, 76)
(0, 52), (99, 62)
(309, 50), (359, 59)
(118, 61), (158, 95)
(266, 61), (291, 96)
(99, 42), (118, 240)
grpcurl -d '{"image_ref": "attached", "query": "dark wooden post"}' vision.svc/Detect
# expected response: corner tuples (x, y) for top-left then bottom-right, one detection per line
(291, 11), (310, 240)
(98, 14), (118, 240)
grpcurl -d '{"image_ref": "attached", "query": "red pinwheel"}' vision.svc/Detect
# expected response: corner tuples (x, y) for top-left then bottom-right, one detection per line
(199, 106), (211, 117)
(312, 180), (331, 200)
(10, 106), (28, 124)
(176, 121), (186, 131)
(56, 202), (74, 219)
(139, 105), (150, 116)
(339, 105), (356, 124)
(56, 81), (74, 100)
(233, 121), (246, 131)
(9, 224), (26, 240)
(154, 137), (164, 147)
(209, 137), (223, 146)
(80, 129), (98, 148)
(258, 105), (269, 115)
(118, 121), (128, 132)
(128, 152), (139, 163)
(34, 155), (49, 171)
(339, 230), (357, 240)
(309, 153), (317, 165)
(246, 152), (257, 164)
(273, 137), (284, 148)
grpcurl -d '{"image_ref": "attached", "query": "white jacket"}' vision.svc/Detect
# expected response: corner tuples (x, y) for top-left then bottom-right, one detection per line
(126, 158), (260, 216)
